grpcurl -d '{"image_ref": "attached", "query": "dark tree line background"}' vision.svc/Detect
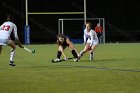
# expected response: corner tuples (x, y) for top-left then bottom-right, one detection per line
(0, 0), (140, 43)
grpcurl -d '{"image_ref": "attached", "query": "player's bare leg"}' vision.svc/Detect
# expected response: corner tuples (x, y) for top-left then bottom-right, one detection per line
(78, 43), (90, 61)
(89, 45), (97, 61)
(8, 40), (16, 66)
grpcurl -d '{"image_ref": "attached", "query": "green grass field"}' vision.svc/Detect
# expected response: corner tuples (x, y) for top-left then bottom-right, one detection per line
(0, 43), (140, 93)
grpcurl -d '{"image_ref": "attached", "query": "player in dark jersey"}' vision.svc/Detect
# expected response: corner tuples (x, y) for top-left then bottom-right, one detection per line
(53, 34), (79, 62)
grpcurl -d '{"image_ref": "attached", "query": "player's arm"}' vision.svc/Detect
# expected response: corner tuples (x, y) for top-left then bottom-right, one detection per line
(66, 38), (75, 49)
(83, 30), (86, 45)
(66, 38), (73, 45)
(16, 39), (24, 48)
(62, 51), (67, 60)
(59, 45), (67, 60)
(13, 24), (24, 48)
(89, 30), (94, 46)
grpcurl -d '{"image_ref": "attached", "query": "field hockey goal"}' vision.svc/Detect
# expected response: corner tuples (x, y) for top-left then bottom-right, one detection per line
(58, 18), (105, 44)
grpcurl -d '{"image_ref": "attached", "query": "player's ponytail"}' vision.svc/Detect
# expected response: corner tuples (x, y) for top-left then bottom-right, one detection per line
(6, 14), (13, 22)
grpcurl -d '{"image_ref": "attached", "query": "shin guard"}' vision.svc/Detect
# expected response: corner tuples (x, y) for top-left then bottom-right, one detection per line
(57, 51), (62, 59)
(71, 50), (78, 58)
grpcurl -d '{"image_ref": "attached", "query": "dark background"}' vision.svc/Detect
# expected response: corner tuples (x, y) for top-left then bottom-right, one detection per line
(0, 0), (140, 43)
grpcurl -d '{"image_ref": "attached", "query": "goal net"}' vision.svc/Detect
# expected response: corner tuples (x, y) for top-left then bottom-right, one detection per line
(58, 18), (105, 43)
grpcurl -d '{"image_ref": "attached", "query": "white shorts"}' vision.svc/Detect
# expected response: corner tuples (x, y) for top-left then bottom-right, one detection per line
(0, 38), (11, 45)
(87, 39), (98, 45)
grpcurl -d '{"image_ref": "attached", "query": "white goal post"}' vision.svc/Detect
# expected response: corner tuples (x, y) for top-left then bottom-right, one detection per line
(58, 18), (105, 44)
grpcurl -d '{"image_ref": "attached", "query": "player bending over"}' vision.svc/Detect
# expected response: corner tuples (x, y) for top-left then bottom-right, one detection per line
(78, 22), (98, 61)
(0, 15), (24, 66)
(53, 34), (79, 62)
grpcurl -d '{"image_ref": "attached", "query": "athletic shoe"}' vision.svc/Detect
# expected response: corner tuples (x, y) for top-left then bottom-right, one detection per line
(9, 61), (16, 66)
(74, 57), (80, 62)
(52, 58), (61, 62)
(89, 56), (93, 61)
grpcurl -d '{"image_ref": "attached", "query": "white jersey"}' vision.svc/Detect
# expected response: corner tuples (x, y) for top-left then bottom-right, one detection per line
(0, 21), (18, 40)
(83, 29), (98, 46)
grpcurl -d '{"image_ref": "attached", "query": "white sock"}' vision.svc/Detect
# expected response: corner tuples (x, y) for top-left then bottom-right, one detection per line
(80, 51), (84, 57)
(90, 53), (93, 61)
(10, 49), (15, 61)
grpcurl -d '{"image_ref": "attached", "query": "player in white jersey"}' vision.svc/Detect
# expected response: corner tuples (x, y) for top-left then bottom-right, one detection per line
(79, 22), (98, 61)
(0, 15), (23, 66)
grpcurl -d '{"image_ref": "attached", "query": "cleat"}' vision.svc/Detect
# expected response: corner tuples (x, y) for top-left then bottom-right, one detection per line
(90, 59), (93, 61)
(9, 61), (16, 66)
(74, 59), (78, 62)
(52, 58), (61, 62)
(74, 57), (80, 62)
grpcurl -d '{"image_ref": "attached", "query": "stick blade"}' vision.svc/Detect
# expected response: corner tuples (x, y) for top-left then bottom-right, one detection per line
(32, 49), (35, 54)
(51, 57), (74, 63)
(24, 47), (35, 54)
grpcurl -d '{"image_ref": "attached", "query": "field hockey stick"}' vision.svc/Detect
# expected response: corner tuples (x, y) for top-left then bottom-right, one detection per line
(24, 47), (35, 54)
(52, 57), (74, 63)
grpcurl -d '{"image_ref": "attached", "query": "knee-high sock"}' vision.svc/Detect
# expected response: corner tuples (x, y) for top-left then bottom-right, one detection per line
(80, 50), (85, 57)
(57, 51), (62, 59)
(10, 49), (15, 61)
(90, 52), (93, 61)
(71, 50), (78, 58)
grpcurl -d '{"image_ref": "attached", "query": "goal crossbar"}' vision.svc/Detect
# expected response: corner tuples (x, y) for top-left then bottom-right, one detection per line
(28, 12), (84, 15)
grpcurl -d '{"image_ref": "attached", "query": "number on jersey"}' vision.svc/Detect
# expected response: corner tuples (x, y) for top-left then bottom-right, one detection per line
(2, 25), (10, 31)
